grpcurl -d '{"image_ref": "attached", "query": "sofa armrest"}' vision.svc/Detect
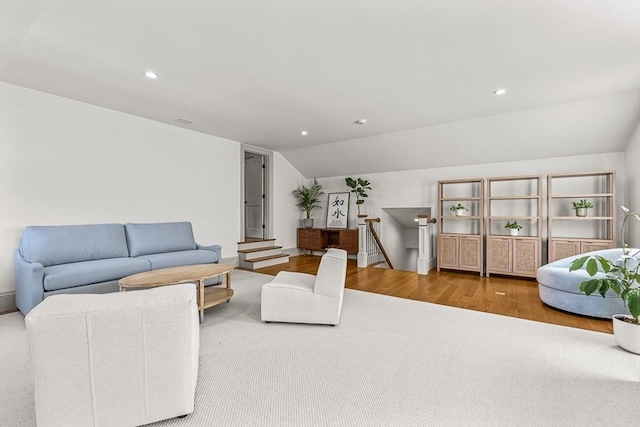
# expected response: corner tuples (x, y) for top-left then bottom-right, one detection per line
(15, 249), (45, 315)
(196, 243), (221, 263)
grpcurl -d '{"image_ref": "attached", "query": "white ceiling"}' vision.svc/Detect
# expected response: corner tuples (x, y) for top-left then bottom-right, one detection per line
(1, 1), (639, 177)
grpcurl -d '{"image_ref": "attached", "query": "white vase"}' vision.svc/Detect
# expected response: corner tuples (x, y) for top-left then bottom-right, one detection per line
(455, 210), (464, 217)
(576, 208), (587, 217)
(509, 229), (519, 236)
(612, 315), (640, 355)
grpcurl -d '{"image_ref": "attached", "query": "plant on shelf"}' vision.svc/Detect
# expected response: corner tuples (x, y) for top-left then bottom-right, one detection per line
(572, 199), (594, 217)
(345, 177), (372, 216)
(449, 203), (468, 216)
(292, 178), (324, 228)
(505, 221), (523, 230)
(570, 206), (639, 353)
(505, 221), (523, 236)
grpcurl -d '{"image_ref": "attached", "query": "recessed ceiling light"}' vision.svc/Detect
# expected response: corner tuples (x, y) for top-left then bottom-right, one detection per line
(144, 71), (159, 79)
(493, 88), (506, 96)
(300, 130), (308, 136)
(355, 119), (367, 125)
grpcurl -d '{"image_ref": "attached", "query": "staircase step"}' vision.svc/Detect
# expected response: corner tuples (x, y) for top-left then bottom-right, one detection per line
(239, 254), (290, 270)
(237, 239), (276, 251)
(239, 247), (284, 260)
(237, 246), (283, 254)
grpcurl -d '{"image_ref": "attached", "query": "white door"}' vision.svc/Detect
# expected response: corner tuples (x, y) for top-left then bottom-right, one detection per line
(244, 152), (265, 239)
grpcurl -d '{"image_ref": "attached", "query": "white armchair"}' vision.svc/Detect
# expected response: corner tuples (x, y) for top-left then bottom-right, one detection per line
(261, 248), (348, 325)
(25, 283), (199, 427)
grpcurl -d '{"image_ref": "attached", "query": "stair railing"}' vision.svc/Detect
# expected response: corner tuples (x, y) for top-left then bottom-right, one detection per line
(357, 217), (393, 269)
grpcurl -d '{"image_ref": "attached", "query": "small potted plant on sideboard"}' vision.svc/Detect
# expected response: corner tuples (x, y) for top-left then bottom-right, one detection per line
(505, 221), (523, 236)
(572, 199), (594, 217)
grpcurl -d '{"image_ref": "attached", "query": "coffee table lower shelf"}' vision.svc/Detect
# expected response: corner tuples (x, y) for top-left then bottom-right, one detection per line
(202, 287), (234, 311)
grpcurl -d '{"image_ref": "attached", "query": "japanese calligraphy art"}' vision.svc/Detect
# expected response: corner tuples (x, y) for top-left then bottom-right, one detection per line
(326, 192), (350, 229)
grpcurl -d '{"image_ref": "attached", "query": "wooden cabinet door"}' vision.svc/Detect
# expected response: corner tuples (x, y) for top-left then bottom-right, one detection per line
(459, 236), (482, 270)
(488, 237), (511, 273)
(338, 230), (358, 254)
(550, 240), (580, 262)
(438, 235), (459, 268)
(581, 241), (613, 254)
(513, 239), (539, 276)
(297, 228), (324, 251)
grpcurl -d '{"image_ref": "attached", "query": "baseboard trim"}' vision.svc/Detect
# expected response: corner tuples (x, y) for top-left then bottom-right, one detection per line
(0, 292), (16, 314)
(281, 247), (303, 256)
(221, 256), (239, 267)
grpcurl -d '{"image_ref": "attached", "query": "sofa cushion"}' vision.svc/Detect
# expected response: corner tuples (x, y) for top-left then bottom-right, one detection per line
(125, 222), (196, 257)
(137, 250), (218, 270)
(43, 258), (151, 291)
(21, 224), (129, 267)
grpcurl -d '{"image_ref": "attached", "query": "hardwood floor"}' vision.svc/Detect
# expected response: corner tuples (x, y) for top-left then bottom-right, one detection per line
(254, 255), (613, 334)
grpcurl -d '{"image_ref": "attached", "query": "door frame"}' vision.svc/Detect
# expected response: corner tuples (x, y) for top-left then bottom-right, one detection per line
(240, 145), (273, 241)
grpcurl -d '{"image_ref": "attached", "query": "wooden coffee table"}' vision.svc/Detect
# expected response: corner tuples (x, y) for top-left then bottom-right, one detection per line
(119, 263), (234, 322)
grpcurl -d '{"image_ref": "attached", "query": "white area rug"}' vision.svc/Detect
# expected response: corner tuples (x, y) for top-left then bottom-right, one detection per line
(1, 270), (638, 427)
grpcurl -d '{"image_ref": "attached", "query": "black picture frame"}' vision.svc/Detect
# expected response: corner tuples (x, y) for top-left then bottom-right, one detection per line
(326, 192), (350, 229)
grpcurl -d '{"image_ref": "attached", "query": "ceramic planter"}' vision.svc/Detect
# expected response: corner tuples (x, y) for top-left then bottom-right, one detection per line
(575, 208), (587, 217)
(454, 209), (465, 217)
(509, 228), (519, 236)
(612, 315), (640, 354)
(303, 218), (314, 228)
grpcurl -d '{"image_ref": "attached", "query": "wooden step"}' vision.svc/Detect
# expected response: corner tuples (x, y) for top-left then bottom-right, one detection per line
(239, 254), (290, 270)
(237, 246), (283, 254)
(238, 247), (284, 261)
(237, 239), (276, 251)
(237, 238), (276, 244)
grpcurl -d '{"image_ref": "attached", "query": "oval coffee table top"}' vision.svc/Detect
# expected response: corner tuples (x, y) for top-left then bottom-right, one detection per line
(119, 263), (234, 289)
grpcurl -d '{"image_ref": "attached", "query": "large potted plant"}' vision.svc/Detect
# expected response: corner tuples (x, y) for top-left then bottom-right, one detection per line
(345, 177), (372, 216)
(292, 178), (324, 228)
(570, 206), (640, 354)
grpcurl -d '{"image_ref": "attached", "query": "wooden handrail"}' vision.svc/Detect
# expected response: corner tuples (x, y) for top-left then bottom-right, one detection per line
(417, 214), (437, 224)
(367, 220), (394, 269)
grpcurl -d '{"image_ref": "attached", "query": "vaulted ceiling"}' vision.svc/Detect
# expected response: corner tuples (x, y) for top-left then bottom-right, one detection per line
(1, 1), (639, 177)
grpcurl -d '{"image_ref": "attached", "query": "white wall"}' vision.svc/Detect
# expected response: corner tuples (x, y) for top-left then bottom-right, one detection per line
(316, 152), (626, 267)
(273, 152), (306, 251)
(0, 83), (243, 299)
(624, 121), (640, 247)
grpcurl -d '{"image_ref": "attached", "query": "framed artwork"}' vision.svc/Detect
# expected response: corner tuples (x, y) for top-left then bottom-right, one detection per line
(326, 192), (350, 229)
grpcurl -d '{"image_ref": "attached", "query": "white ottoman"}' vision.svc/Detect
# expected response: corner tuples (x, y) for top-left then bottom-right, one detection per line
(25, 284), (199, 427)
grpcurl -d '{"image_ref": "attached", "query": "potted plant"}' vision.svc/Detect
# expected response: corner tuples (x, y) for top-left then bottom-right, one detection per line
(345, 177), (372, 216)
(450, 203), (467, 217)
(505, 221), (523, 236)
(570, 206), (640, 354)
(292, 178), (324, 228)
(572, 199), (594, 217)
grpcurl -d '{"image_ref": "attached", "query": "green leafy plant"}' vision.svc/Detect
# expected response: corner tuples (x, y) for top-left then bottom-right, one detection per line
(292, 178), (324, 219)
(345, 177), (372, 215)
(449, 203), (467, 212)
(572, 199), (594, 209)
(570, 206), (640, 323)
(505, 221), (523, 230)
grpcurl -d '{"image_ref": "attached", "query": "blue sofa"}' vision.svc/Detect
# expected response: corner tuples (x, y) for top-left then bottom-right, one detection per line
(15, 222), (221, 315)
(536, 248), (634, 318)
